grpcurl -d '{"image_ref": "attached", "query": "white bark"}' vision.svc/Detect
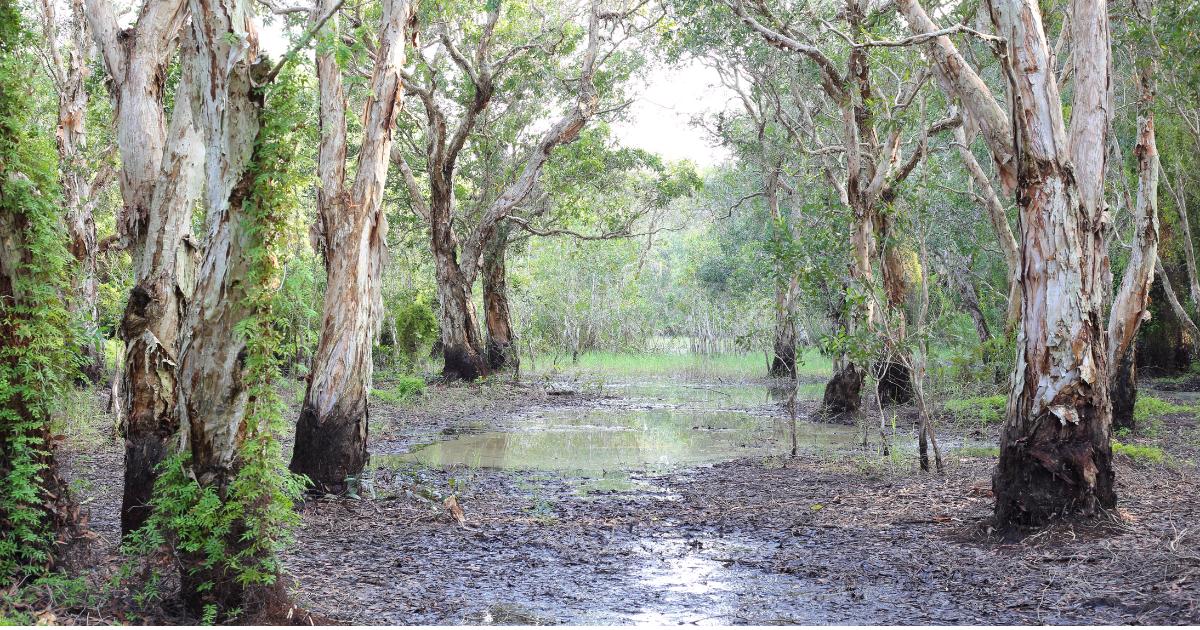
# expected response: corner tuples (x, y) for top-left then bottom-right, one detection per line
(292, 0), (416, 488)
(1107, 106), (1159, 370)
(176, 0), (262, 475)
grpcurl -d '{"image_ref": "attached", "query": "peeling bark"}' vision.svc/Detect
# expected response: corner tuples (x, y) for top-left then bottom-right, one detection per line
(85, 0), (204, 538)
(1107, 80), (1158, 373)
(894, 0), (1117, 528)
(173, 0), (264, 612)
(987, 0), (1115, 526)
(289, 0), (415, 493)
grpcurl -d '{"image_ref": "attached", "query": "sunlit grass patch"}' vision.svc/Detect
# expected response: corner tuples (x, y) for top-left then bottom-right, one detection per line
(1112, 440), (1166, 464)
(51, 385), (110, 449)
(537, 347), (833, 381)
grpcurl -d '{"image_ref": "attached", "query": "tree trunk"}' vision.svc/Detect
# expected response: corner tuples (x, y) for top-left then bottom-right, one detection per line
(946, 255), (993, 360)
(290, 0), (413, 493)
(822, 358), (864, 420)
(398, 2), (603, 381)
(1106, 70), (1160, 434)
(85, 0), (203, 538)
(876, 210), (913, 405)
(174, 0), (264, 611)
(988, 0), (1116, 527)
(0, 18), (81, 571)
(432, 185), (489, 380)
(766, 166), (798, 378)
(483, 225), (517, 371)
(897, 0), (1116, 528)
(1111, 344), (1137, 433)
(42, 0), (109, 382)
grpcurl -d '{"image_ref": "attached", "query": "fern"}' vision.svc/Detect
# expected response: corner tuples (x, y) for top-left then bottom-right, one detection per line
(0, 0), (82, 582)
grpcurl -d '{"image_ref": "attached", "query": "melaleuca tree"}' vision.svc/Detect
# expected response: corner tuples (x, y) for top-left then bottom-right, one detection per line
(0, 0), (83, 581)
(114, 0), (329, 616)
(392, 0), (662, 380)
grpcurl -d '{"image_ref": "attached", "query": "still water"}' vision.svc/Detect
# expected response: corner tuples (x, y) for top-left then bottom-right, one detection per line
(373, 381), (861, 476)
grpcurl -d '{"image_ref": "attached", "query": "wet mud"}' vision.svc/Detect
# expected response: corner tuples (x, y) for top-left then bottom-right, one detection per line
(44, 378), (1200, 624)
(282, 455), (1199, 625)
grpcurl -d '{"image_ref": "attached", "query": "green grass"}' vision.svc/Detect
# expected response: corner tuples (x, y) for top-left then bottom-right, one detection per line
(50, 384), (110, 449)
(1133, 396), (1194, 438)
(1112, 440), (1165, 464)
(371, 376), (426, 404)
(534, 348), (833, 380)
(959, 446), (1000, 458)
(944, 395), (1006, 426)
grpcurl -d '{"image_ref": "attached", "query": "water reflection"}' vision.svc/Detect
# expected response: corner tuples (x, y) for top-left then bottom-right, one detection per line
(374, 381), (859, 476)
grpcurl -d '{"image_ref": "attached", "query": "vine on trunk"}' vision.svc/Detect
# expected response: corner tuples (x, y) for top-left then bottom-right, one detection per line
(0, 0), (84, 582)
(126, 66), (309, 609)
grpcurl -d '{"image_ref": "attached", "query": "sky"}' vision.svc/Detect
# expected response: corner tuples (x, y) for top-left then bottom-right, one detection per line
(258, 24), (734, 169)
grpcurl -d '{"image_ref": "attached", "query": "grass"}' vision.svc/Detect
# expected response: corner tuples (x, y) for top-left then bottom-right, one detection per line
(959, 446), (1000, 458)
(1112, 440), (1166, 464)
(371, 375), (426, 403)
(1133, 396), (1192, 438)
(533, 347), (834, 380)
(51, 385), (111, 449)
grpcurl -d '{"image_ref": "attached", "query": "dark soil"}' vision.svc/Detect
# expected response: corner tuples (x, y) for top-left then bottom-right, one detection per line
(279, 456), (1199, 625)
(22, 378), (1200, 625)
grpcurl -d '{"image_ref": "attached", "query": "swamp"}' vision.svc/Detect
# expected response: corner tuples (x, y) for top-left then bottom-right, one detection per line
(3, 0), (1200, 624)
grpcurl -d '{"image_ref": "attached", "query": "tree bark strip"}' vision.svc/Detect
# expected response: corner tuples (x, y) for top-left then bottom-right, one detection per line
(290, 0), (415, 492)
(174, 0), (265, 611)
(85, 0), (205, 538)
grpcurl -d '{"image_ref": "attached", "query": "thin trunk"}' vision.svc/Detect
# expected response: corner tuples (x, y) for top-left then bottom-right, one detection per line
(42, 0), (109, 382)
(946, 255), (993, 358)
(876, 210), (913, 406)
(85, 0), (203, 538)
(951, 123), (1022, 331)
(291, 0), (415, 492)
(1111, 344), (1137, 432)
(1107, 73), (1160, 432)
(1164, 164), (1200, 307)
(483, 225), (517, 371)
(766, 166), (798, 378)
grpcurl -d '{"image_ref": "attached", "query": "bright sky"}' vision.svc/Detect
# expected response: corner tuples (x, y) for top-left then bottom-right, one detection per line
(258, 24), (733, 169)
(611, 63), (733, 169)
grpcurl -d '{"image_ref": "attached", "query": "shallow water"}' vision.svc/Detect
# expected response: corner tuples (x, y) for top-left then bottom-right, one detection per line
(374, 381), (858, 476)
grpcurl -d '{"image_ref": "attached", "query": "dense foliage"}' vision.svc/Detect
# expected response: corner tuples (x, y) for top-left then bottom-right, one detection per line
(0, 0), (81, 582)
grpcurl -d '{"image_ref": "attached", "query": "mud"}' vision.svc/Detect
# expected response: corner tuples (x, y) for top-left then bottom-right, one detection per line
(35, 377), (1200, 624)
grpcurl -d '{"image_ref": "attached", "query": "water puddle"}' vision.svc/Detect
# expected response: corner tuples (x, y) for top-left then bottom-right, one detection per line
(373, 381), (859, 476)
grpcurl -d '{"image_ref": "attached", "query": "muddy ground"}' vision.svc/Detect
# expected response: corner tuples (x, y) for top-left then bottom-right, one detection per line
(26, 378), (1200, 624)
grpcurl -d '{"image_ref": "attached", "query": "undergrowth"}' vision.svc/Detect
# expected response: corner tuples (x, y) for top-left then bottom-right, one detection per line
(0, 0), (83, 585)
(120, 67), (310, 620)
